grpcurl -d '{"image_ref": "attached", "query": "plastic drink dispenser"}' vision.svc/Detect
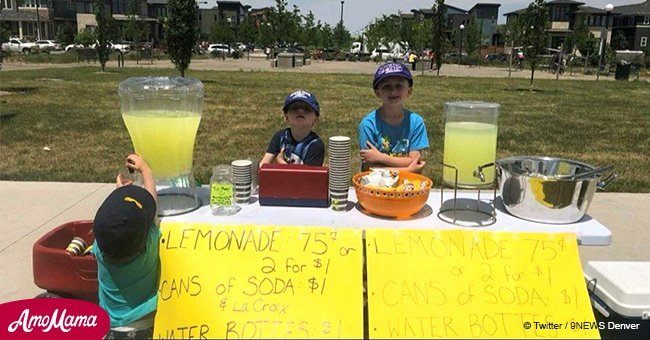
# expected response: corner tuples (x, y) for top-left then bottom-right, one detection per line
(118, 77), (203, 216)
(443, 101), (499, 188)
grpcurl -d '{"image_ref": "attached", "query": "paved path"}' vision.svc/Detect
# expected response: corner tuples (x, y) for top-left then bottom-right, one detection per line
(3, 53), (644, 82)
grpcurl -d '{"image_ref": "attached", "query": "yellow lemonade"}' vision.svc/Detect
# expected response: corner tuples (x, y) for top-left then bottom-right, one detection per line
(443, 122), (498, 187)
(123, 112), (201, 178)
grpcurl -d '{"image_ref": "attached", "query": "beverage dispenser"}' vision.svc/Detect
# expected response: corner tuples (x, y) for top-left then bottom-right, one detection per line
(442, 101), (499, 188)
(118, 77), (203, 216)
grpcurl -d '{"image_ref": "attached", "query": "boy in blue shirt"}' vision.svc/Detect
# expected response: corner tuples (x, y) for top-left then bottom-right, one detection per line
(261, 89), (325, 166)
(358, 62), (429, 172)
(93, 154), (159, 338)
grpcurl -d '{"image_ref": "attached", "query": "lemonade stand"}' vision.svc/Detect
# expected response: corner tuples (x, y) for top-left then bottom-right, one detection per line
(118, 77), (203, 216)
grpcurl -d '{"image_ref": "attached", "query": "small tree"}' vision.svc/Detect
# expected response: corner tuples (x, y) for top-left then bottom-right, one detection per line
(464, 16), (482, 65)
(519, 0), (550, 89)
(611, 31), (629, 50)
(74, 30), (97, 46)
(55, 22), (76, 46)
(0, 22), (10, 64)
(124, 0), (148, 47)
(165, 0), (198, 77)
(94, 0), (111, 72)
(209, 20), (235, 44)
(431, 0), (447, 76)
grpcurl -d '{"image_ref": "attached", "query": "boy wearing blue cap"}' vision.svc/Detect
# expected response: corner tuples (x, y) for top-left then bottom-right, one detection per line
(358, 62), (429, 173)
(261, 89), (325, 166)
(93, 154), (159, 338)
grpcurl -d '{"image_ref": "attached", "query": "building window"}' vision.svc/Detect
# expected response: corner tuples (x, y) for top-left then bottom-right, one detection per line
(198, 13), (201, 21)
(552, 6), (570, 21)
(2, 0), (13, 10)
(68, 1), (74, 10)
(644, 16), (650, 25)
(641, 37), (647, 47)
(214, 15), (217, 21)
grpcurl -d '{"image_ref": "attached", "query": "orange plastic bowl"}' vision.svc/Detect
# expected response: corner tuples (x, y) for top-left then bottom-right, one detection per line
(353, 171), (433, 218)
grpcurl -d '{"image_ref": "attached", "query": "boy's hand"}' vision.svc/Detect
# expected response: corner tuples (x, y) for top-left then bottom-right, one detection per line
(276, 148), (288, 164)
(406, 155), (426, 173)
(126, 154), (151, 175)
(115, 173), (133, 188)
(360, 141), (384, 163)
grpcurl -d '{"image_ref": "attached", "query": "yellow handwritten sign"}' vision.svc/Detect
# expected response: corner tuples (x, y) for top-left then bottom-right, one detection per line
(366, 229), (599, 339)
(154, 222), (364, 339)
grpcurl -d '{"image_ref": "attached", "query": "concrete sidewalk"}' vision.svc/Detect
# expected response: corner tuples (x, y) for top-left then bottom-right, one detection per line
(0, 181), (648, 303)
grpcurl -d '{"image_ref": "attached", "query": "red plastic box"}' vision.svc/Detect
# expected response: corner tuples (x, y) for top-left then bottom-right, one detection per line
(259, 164), (329, 207)
(32, 220), (98, 303)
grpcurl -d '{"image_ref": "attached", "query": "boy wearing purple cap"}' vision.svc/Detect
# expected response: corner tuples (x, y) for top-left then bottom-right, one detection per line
(358, 62), (429, 173)
(92, 154), (159, 337)
(261, 89), (325, 166)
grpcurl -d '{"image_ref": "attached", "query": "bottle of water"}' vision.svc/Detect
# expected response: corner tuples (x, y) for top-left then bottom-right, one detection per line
(210, 165), (240, 215)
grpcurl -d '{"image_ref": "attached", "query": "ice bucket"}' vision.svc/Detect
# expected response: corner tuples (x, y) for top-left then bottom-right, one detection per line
(118, 77), (203, 216)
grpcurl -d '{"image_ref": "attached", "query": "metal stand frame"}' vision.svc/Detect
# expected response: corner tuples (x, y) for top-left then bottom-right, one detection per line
(437, 162), (497, 227)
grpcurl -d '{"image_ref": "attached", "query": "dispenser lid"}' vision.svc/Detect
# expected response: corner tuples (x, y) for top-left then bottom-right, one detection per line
(118, 77), (204, 98)
(444, 101), (500, 112)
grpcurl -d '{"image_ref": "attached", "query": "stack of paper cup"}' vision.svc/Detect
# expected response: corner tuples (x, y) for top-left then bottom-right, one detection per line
(231, 159), (252, 204)
(328, 136), (351, 211)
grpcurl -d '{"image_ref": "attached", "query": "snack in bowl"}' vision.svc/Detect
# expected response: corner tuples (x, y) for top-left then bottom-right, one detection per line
(353, 170), (433, 218)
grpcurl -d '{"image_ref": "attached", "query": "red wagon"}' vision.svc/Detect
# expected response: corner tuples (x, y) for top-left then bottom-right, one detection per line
(32, 220), (98, 303)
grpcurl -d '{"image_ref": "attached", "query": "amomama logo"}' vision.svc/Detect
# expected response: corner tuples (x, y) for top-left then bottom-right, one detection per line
(0, 298), (109, 340)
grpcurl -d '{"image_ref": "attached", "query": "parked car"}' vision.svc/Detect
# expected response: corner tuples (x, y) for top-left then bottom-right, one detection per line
(89, 41), (130, 53)
(207, 44), (232, 57)
(111, 41), (131, 53)
(33, 40), (61, 51)
(484, 53), (508, 62)
(1, 38), (36, 53)
(444, 52), (468, 61)
(64, 44), (85, 51)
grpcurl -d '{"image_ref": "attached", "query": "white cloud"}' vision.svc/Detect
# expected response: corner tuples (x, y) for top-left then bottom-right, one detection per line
(240, 0), (642, 33)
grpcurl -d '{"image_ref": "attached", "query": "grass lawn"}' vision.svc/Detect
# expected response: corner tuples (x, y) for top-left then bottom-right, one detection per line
(0, 67), (648, 192)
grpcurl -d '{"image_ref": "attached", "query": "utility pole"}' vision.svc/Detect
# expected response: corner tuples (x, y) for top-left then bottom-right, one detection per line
(339, 1), (345, 48)
(597, 4), (614, 81)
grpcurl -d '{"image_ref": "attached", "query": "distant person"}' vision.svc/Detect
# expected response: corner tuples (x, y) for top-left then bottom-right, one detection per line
(358, 62), (429, 173)
(93, 153), (159, 338)
(516, 50), (525, 70)
(408, 52), (418, 70)
(260, 90), (325, 166)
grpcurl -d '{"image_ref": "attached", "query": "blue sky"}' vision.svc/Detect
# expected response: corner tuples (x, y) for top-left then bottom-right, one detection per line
(205, 0), (643, 33)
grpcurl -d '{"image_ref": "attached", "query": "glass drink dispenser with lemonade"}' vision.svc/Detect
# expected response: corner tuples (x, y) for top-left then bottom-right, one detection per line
(118, 77), (203, 216)
(443, 101), (499, 188)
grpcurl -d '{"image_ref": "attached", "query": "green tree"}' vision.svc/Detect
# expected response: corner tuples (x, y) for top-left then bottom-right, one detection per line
(0, 22), (10, 63)
(256, 20), (274, 48)
(301, 11), (318, 47)
(94, 0), (111, 72)
(333, 22), (352, 49)
(611, 31), (628, 50)
(124, 0), (148, 46)
(569, 15), (598, 64)
(55, 22), (76, 46)
(410, 18), (433, 52)
(431, 0), (447, 75)
(519, 0), (550, 89)
(238, 15), (256, 45)
(210, 19), (235, 44)
(165, 0), (198, 77)
(74, 30), (97, 46)
(464, 16), (482, 64)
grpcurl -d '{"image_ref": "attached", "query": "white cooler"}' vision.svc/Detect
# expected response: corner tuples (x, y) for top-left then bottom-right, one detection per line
(584, 261), (650, 339)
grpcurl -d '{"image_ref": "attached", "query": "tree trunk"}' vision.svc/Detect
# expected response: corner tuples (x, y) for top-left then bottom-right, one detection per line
(529, 66), (536, 91)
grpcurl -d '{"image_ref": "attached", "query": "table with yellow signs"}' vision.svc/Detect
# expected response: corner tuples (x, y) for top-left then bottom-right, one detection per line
(153, 189), (608, 339)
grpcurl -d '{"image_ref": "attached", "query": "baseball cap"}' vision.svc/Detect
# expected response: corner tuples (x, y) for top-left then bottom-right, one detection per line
(372, 62), (413, 89)
(282, 90), (320, 115)
(93, 185), (156, 261)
